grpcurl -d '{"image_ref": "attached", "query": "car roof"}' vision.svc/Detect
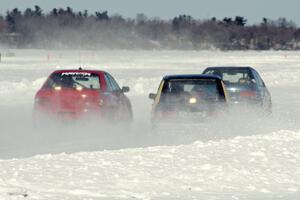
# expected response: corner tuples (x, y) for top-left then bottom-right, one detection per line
(204, 66), (254, 71)
(163, 74), (222, 81)
(51, 69), (106, 74)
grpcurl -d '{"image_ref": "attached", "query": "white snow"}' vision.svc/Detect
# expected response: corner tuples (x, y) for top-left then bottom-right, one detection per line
(0, 130), (299, 199)
(0, 49), (299, 199)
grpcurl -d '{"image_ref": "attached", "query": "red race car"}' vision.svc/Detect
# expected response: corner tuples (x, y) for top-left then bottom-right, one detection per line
(33, 68), (132, 124)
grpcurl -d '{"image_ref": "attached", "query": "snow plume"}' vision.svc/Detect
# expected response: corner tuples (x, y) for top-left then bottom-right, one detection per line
(0, 99), (297, 159)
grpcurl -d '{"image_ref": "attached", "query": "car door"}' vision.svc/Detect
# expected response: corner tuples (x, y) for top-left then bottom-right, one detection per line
(109, 74), (132, 111)
(104, 73), (131, 119)
(104, 73), (121, 116)
(251, 69), (269, 104)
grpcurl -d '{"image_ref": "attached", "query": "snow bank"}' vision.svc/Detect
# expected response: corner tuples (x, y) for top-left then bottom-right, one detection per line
(2, 64), (300, 100)
(118, 77), (161, 95)
(0, 78), (45, 105)
(263, 68), (300, 87)
(1, 50), (300, 99)
(0, 130), (299, 199)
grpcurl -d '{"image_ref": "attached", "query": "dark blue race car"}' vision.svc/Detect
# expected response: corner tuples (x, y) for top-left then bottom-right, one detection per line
(202, 66), (272, 114)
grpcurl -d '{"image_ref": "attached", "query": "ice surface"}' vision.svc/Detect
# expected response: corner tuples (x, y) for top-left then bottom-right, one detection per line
(0, 49), (299, 199)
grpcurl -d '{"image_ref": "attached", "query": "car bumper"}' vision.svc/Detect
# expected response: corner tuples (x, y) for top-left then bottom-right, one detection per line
(33, 108), (103, 122)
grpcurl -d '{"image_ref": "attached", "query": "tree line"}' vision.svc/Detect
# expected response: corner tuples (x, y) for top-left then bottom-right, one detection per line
(0, 6), (299, 50)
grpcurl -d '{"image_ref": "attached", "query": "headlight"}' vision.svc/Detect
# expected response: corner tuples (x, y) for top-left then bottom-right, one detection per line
(189, 97), (197, 104)
(76, 86), (83, 91)
(54, 86), (62, 91)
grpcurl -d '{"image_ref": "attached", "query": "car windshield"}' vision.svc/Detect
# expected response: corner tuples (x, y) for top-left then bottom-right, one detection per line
(161, 78), (224, 103)
(44, 72), (101, 89)
(204, 68), (253, 85)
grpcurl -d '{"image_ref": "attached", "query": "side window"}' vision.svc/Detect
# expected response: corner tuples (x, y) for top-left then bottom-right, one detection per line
(107, 74), (121, 91)
(252, 70), (264, 87)
(104, 73), (113, 92)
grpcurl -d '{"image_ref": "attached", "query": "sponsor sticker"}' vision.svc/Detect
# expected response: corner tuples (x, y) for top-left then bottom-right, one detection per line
(61, 72), (91, 76)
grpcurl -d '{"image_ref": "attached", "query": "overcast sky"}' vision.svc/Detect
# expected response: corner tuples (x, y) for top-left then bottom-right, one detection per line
(0, 0), (299, 25)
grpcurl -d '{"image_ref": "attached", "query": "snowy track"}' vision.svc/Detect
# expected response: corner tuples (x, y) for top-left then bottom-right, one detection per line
(0, 50), (299, 199)
(0, 130), (299, 199)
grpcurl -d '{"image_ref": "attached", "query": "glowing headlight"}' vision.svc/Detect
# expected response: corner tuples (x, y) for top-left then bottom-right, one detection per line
(189, 97), (197, 104)
(76, 86), (83, 91)
(54, 86), (62, 91)
(81, 94), (87, 98)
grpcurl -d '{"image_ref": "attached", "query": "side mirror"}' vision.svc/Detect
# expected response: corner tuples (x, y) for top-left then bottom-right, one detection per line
(122, 86), (130, 93)
(149, 93), (157, 100)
